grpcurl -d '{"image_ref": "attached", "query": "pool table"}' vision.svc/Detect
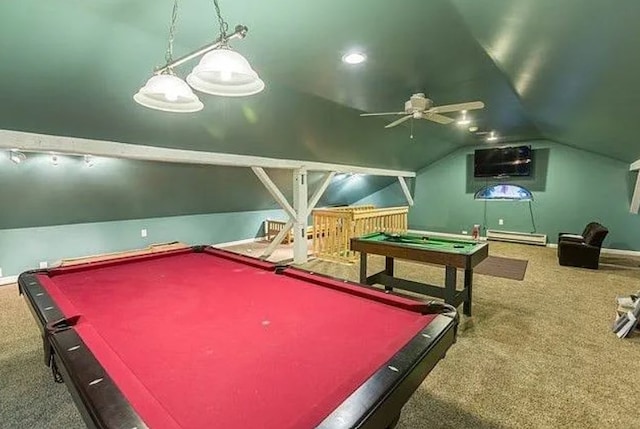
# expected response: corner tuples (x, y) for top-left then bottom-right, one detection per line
(350, 232), (489, 316)
(19, 246), (457, 429)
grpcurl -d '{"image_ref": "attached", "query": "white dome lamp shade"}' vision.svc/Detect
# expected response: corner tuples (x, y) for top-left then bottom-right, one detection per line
(134, 73), (204, 113)
(186, 48), (264, 97)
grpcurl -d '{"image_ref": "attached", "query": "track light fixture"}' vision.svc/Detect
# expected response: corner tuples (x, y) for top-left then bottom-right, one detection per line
(5, 150), (105, 167)
(9, 149), (26, 164)
(134, 0), (263, 113)
(84, 155), (95, 167)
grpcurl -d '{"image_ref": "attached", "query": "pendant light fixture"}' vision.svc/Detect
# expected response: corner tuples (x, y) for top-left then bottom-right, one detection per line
(187, 48), (264, 96)
(134, 0), (203, 113)
(186, 0), (264, 97)
(135, 0), (263, 113)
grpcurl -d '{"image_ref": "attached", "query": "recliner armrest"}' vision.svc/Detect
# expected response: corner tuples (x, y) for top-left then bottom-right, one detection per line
(558, 233), (584, 243)
(559, 240), (598, 249)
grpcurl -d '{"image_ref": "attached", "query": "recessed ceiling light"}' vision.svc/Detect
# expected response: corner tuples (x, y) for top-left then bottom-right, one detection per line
(342, 52), (366, 65)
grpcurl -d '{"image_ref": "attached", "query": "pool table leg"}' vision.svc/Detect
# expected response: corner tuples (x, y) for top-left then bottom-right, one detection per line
(464, 268), (473, 317)
(386, 412), (401, 428)
(384, 257), (394, 292)
(444, 266), (457, 310)
(359, 252), (368, 284)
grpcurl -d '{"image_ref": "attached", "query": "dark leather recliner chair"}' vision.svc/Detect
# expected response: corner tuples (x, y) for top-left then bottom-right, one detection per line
(557, 222), (609, 269)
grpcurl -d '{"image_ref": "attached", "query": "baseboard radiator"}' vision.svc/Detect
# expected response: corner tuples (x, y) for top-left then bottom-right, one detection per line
(486, 229), (548, 246)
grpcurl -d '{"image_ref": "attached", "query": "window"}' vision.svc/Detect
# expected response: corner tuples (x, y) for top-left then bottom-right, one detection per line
(474, 184), (533, 201)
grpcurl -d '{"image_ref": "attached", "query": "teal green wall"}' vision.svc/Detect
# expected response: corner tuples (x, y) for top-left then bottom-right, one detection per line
(0, 153), (393, 230)
(0, 150), (393, 278)
(0, 209), (284, 277)
(359, 141), (640, 250)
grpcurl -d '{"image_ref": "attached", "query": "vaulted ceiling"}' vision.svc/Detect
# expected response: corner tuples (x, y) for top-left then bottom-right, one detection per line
(1, 0), (639, 174)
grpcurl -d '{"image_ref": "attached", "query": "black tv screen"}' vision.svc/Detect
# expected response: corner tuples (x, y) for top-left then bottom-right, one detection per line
(474, 146), (532, 178)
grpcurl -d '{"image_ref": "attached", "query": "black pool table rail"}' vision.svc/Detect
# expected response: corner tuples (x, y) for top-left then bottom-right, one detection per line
(19, 271), (149, 429)
(280, 267), (457, 316)
(316, 312), (456, 428)
(18, 245), (458, 429)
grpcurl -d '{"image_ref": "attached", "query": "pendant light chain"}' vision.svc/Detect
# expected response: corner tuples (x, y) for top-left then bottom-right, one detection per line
(165, 0), (180, 68)
(134, 0), (263, 112)
(213, 0), (229, 41)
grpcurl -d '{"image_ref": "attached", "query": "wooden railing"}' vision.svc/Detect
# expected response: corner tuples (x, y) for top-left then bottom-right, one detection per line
(328, 205), (375, 212)
(312, 206), (408, 262)
(265, 219), (293, 244)
(265, 219), (314, 244)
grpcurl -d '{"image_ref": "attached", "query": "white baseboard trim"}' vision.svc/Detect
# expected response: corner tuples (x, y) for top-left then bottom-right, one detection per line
(486, 229), (548, 246)
(547, 243), (640, 257)
(407, 229), (487, 241)
(0, 275), (19, 286)
(214, 236), (267, 248)
(600, 248), (640, 257)
(409, 230), (640, 257)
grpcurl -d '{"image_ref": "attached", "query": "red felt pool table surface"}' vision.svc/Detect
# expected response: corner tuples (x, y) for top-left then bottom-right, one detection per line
(34, 248), (439, 429)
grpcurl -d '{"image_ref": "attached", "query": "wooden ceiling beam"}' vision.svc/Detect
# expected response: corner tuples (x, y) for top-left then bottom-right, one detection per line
(0, 130), (415, 178)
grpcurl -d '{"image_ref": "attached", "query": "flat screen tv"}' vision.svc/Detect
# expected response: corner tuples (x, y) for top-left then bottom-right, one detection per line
(474, 145), (532, 178)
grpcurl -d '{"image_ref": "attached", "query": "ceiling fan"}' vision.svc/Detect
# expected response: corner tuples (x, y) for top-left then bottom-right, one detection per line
(360, 93), (485, 129)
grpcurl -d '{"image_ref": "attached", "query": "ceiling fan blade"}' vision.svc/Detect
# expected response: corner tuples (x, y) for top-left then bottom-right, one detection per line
(385, 115), (412, 128)
(360, 112), (406, 117)
(430, 101), (485, 114)
(424, 112), (454, 124)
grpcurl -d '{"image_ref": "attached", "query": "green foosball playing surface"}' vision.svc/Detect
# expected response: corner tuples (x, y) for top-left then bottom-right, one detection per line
(358, 232), (481, 254)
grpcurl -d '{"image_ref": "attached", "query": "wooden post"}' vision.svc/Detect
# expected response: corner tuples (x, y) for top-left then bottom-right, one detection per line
(292, 168), (308, 264)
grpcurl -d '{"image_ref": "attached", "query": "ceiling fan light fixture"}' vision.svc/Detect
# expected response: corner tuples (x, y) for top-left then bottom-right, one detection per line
(457, 110), (471, 126)
(342, 52), (367, 65)
(186, 48), (264, 97)
(134, 74), (204, 113)
(362, 94), (484, 130)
